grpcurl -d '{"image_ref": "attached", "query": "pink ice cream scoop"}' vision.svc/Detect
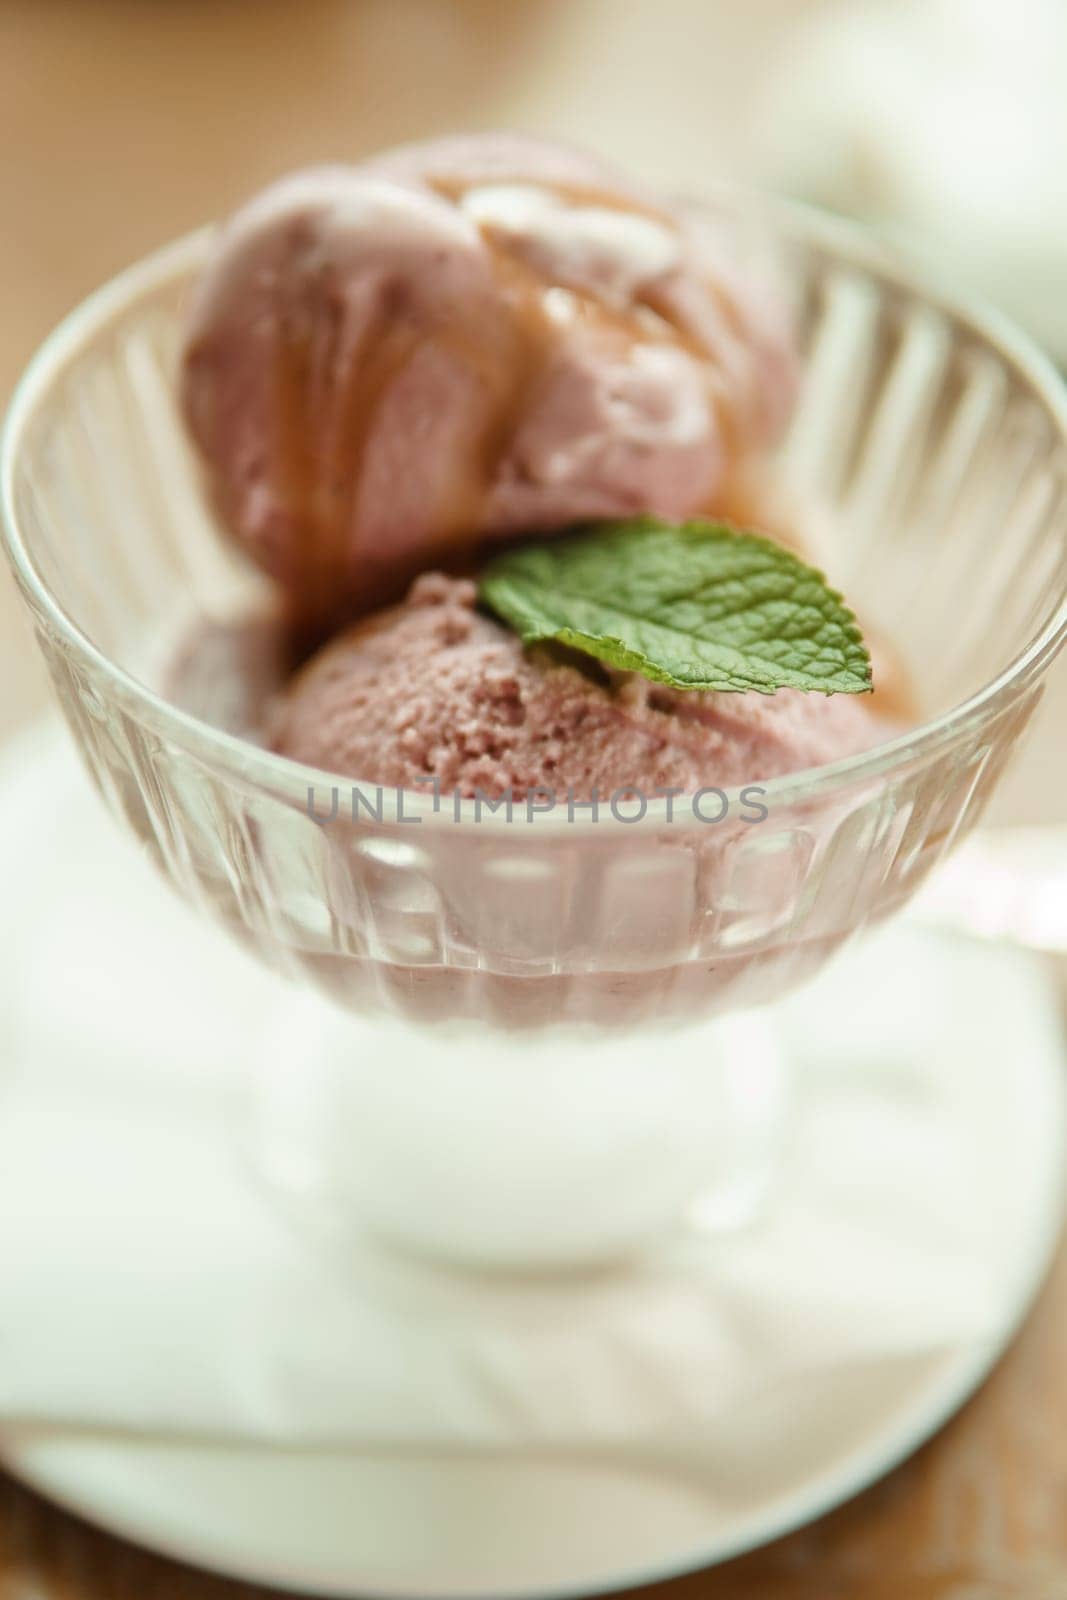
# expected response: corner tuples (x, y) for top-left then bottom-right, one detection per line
(271, 574), (885, 798)
(181, 135), (796, 620)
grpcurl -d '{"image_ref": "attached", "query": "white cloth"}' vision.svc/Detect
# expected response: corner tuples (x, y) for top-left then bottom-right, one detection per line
(0, 729), (1063, 1456)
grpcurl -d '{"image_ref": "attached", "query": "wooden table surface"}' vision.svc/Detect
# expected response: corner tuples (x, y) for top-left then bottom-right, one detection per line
(3, 2), (1067, 1595)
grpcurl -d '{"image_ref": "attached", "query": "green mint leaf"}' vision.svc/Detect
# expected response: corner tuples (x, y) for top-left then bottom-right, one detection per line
(478, 517), (872, 695)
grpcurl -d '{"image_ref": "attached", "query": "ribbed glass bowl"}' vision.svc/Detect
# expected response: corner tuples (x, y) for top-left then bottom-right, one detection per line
(4, 200), (1067, 1265)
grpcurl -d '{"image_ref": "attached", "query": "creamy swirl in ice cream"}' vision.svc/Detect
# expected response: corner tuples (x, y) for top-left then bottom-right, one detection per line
(181, 134), (795, 620)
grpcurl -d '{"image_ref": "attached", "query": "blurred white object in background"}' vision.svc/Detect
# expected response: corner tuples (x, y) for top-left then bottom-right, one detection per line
(760, 0), (1067, 356)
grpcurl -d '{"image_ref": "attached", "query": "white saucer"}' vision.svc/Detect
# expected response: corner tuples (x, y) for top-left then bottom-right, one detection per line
(7, 1315), (1063, 1600)
(1, 726), (1064, 1598)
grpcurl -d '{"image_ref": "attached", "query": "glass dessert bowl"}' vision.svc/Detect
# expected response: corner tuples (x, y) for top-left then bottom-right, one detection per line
(5, 198), (1067, 1268)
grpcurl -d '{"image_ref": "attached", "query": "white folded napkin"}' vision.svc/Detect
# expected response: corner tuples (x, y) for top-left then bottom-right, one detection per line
(0, 728), (1062, 1458)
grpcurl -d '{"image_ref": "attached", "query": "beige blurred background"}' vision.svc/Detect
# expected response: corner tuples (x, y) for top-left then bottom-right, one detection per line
(0, 0), (1063, 823)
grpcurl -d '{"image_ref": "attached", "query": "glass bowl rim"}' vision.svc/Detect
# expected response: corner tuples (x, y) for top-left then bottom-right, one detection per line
(4, 196), (1067, 833)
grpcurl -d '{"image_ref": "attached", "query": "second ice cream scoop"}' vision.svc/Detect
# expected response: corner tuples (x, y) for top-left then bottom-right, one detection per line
(181, 135), (796, 620)
(270, 574), (886, 798)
